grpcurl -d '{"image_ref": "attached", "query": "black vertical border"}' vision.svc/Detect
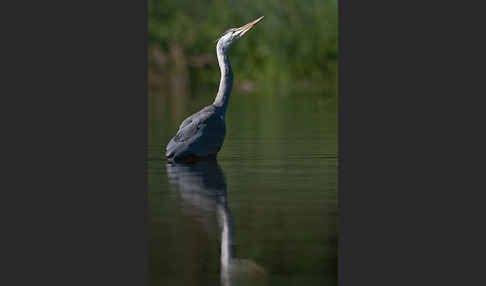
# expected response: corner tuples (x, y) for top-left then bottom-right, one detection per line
(339, 0), (486, 285)
(2, 1), (148, 285)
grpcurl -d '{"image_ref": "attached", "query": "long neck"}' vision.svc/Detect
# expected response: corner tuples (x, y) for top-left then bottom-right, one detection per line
(213, 43), (233, 115)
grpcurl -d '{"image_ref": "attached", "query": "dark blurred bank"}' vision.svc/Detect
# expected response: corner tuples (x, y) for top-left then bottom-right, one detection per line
(148, 0), (338, 95)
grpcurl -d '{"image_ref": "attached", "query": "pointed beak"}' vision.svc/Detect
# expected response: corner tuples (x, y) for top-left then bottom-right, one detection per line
(234, 16), (264, 38)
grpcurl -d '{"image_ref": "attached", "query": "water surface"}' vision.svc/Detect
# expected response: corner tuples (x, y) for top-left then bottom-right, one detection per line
(148, 87), (337, 286)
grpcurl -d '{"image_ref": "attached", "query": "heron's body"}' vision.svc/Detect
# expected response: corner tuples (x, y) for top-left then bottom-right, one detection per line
(165, 16), (263, 162)
(166, 105), (226, 160)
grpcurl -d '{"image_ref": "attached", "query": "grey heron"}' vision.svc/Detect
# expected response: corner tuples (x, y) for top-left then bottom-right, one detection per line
(165, 16), (264, 162)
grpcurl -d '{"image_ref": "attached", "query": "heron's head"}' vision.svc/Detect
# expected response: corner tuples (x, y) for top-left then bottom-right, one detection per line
(217, 16), (264, 52)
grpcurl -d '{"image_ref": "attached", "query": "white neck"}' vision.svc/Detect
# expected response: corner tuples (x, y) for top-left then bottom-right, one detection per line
(213, 43), (233, 115)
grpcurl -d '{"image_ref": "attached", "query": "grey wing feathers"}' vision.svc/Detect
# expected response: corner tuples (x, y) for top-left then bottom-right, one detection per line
(165, 106), (225, 159)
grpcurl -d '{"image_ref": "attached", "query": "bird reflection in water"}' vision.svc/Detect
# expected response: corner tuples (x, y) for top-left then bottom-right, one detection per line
(166, 160), (267, 286)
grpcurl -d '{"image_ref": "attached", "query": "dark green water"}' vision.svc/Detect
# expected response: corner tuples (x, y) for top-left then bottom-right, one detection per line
(148, 87), (337, 286)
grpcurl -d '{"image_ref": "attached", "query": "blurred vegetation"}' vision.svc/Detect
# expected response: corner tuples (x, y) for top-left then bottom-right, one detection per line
(148, 0), (338, 94)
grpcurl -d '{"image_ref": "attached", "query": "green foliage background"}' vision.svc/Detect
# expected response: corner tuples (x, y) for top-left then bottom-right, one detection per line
(149, 0), (338, 92)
